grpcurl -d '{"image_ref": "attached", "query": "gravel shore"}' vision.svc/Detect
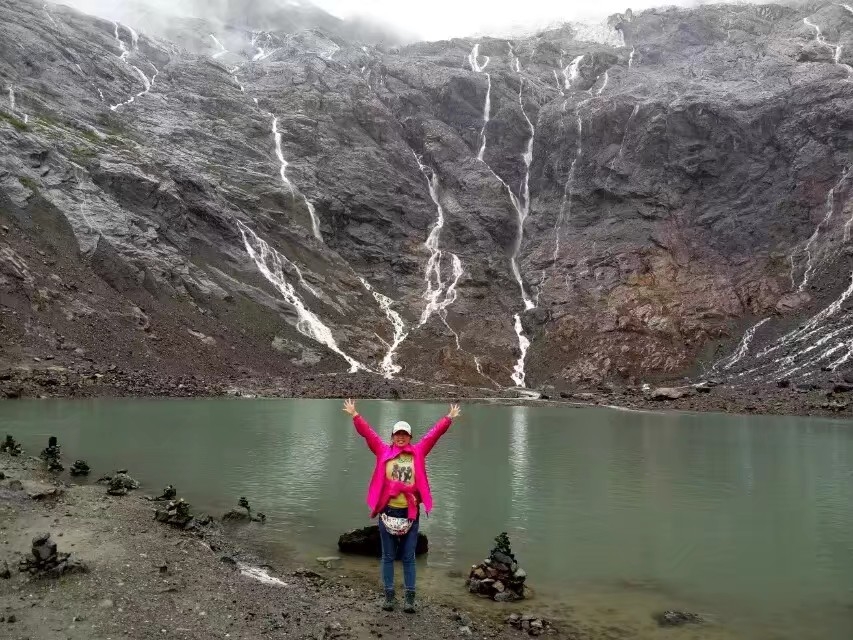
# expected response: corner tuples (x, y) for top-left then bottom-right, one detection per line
(0, 455), (552, 640)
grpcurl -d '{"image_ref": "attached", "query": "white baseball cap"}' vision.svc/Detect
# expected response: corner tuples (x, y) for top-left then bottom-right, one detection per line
(392, 421), (412, 436)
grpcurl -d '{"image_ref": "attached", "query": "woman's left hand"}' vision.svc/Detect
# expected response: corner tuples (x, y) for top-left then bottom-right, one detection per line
(447, 403), (461, 419)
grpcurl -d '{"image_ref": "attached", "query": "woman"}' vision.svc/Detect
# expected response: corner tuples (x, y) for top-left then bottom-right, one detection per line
(343, 398), (461, 613)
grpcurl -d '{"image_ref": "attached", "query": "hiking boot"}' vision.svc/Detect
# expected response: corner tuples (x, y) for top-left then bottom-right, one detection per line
(403, 590), (416, 614)
(381, 590), (396, 612)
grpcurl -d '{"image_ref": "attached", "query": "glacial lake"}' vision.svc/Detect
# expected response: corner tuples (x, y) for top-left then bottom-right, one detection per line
(2, 398), (852, 639)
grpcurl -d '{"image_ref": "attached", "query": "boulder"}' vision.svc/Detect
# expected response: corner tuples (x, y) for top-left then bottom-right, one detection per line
(775, 291), (810, 313)
(337, 525), (428, 557)
(650, 387), (691, 400)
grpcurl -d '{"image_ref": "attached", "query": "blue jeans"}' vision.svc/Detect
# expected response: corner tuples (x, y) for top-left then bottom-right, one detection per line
(377, 506), (419, 594)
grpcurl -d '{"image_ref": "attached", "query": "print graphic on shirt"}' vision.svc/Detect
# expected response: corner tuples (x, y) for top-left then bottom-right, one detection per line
(386, 453), (416, 508)
(390, 458), (413, 483)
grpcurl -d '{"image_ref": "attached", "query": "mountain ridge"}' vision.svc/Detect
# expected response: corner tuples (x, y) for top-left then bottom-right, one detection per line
(1, 0), (852, 402)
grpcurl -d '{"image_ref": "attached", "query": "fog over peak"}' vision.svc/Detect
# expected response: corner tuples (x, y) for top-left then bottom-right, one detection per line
(57, 0), (774, 43)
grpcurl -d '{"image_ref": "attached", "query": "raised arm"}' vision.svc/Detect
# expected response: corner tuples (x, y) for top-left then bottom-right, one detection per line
(418, 404), (460, 456)
(343, 399), (384, 456)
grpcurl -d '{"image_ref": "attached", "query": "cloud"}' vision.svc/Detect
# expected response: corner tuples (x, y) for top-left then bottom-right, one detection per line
(312, 0), (761, 40)
(57, 0), (763, 43)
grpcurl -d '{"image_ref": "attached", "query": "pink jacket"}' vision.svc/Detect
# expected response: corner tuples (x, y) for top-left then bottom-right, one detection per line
(353, 414), (452, 518)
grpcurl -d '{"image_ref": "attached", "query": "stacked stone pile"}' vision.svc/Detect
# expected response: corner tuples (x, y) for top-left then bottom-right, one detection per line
(467, 533), (527, 602)
(18, 533), (86, 578)
(97, 469), (140, 495)
(1, 434), (22, 456)
(69, 460), (90, 476)
(40, 436), (63, 472)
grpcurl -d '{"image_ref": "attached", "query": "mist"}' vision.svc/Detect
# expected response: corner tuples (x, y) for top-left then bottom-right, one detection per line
(57, 0), (766, 43)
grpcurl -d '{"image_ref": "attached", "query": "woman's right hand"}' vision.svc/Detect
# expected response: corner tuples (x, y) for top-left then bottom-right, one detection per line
(343, 398), (358, 417)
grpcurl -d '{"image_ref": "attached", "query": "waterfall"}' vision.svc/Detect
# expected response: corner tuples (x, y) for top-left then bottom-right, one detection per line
(468, 44), (491, 161)
(251, 32), (278, 61)
(358, 277), (408, 379)
(510, 81), (538, 386)
(596, 70), (609, 95)
(272, 116), (294, 194)
(726, 273), (853, 381)
(7, 86), (15, 110)
(468, 47), (537, 385)
(113, 22), (130, 61)
(510, 314), (531, 387)
(500, 79), (536, 313)
(552, 70), (564, 95)
(507, 42), (521, 72)
(110, 62), (157, 111)
(237, 221), (364, 373)
(109, 22), (156, 111)
(562, 55), (584, 90)
(43, 3), (58, 27)
(803, 17), (826, 45)
(713, 318), (771, 372)
(795, 167), (851, 291)
(413, 153), (464, 330)
(210, 34), (228, 59)
(270, 116), (323, 241)
(553, 115), (583, 265)
(127, 24), (139, 49)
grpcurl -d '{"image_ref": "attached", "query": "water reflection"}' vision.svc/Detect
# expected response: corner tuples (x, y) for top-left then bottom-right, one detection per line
(509, 405), (530, 534)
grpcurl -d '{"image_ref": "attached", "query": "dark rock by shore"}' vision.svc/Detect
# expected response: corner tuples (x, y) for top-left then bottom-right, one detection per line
(338, 525), (429, 557)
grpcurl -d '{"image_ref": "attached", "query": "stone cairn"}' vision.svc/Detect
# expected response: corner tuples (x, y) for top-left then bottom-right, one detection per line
(506, 614), (553, 637)
(40, 436), (63, 472)
(654, 610), (704, 627)
(97, 469), (140, 496)
(467, 532), (527, 602)
(222, 496), (266, 523)
(18, 533), (86, 578)
(155, 498), (194, 528)
(151, 486), (214, 530)
(69, 460), (90, 476)
(153, 484), (177, 501)
(1, 434), (22, 456)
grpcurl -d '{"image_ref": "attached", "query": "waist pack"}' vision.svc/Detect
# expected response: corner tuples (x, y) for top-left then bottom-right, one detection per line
(380, 513), (413, 536)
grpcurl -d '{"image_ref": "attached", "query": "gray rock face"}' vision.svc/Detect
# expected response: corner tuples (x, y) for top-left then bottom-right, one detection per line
(2, 0), (853, 391)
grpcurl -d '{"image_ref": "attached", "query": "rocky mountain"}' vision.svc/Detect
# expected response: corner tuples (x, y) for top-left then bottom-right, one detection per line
(1, 0), (852, 396)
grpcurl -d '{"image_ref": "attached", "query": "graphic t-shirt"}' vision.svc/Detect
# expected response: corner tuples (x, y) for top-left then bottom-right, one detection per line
(386, 452), (415, 508)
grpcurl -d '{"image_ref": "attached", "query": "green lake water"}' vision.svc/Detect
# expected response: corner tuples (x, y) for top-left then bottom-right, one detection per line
(2, 398), (852, 638)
